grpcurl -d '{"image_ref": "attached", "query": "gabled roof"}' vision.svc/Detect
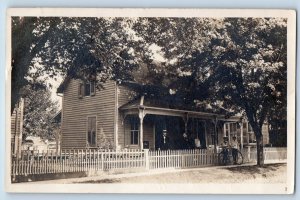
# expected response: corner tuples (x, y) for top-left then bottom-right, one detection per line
(51, 110), (62, 123)
(56, 77), (71, 94)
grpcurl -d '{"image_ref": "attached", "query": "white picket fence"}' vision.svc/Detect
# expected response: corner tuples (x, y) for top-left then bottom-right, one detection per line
(11, 147), (287, 177)
(11, 149), (145, 176)
(149, 149), (218, 169)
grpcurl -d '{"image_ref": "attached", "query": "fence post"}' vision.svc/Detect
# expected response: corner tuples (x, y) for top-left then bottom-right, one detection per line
(144, 149), (149, 170)
(247, 146), (251, 162)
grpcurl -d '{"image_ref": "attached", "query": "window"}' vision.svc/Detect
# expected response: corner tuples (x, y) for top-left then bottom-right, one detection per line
(230, 123), (237, 133)
(78, 83), (84, 98)
(225, 123), (230, 137)
(78, 81), (95, 98)
(87, 117), (96, 147)
(130, 118), (139, 145)
(85, 82), (91, 96)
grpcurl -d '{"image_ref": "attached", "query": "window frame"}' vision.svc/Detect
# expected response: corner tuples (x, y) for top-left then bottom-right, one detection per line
(86, 116), (97, 147)
(130, 117), (139, 145)
(79, 81), (96, 98)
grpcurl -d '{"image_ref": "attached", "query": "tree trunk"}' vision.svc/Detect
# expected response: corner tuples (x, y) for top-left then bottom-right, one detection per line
(256, 131), (264, 167)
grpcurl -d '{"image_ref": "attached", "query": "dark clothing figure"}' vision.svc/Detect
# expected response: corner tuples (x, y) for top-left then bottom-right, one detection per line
(220, 137), (229, 164)
(232, 148), (238, 164)
(230, 137), (239, 164)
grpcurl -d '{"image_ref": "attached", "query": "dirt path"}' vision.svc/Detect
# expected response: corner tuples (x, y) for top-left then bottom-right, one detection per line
(77, 163), (286, 184)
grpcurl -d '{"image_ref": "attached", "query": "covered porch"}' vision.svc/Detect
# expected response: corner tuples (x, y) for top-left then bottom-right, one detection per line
(119, 96), (243, 151)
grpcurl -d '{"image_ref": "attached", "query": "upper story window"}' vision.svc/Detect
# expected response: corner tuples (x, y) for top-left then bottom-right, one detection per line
(78, 81), (95, 98)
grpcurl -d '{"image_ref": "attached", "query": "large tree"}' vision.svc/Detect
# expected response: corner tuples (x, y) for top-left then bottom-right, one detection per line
(184, 18), (286, 166)
(133, 18), (287, 166)
(207, 18), (287, 166)
(11, 17), (60, 113)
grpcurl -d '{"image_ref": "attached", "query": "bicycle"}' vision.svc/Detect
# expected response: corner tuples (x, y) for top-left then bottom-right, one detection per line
(218, 147), (243, 165)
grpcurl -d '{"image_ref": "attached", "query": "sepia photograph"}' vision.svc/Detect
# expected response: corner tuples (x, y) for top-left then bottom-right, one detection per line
(5, 8), (296, 194)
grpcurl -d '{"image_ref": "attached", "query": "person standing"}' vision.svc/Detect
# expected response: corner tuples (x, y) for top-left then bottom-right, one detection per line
(220, 137), (229, 164)
(230, 135), (239, 164)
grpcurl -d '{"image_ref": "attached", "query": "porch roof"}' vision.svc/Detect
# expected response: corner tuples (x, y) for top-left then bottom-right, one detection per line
(119, 101), (242, 122)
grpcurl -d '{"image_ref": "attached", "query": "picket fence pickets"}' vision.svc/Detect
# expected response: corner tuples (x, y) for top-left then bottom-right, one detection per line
(11, 147), (287, 177)
(12, 149), (146, 176)
(148, 149), (217, 169)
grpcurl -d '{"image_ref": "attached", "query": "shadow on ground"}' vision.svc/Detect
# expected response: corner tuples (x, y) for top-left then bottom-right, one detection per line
(79, 178), (121, 183)
(225, 163), (285, 176)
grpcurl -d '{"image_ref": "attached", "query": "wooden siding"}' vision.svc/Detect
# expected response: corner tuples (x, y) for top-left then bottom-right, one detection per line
(220, 122), (270, 147)
(116, 84), (154, 149)
(241, 123), (269, 145)
(116, 85), (138, 148)
(119, 116), (154, 150)
(204, 121), (223, 148)
(61, 80), (270, 150)
(11, 98), (24, 155)
(61, 80), (116, 149)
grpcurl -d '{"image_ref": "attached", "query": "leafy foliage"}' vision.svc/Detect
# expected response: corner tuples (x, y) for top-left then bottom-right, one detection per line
(207, 18), (287, 165)
(11, 17), (60, 113)
(22, 85), (59, 140)
(133, 17), (287, 166)
(12, 17), (287, 166)
(37, 17), (141, 87)
(12, 17), (140, 111)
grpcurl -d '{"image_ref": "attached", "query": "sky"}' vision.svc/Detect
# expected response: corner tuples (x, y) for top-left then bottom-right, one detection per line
(47, 75), (63, 109)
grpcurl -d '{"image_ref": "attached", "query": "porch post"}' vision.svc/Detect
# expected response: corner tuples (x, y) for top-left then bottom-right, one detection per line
(204, 120), (208, 148)
(139, 109), (145, 150)
(139, 95), (145, 150)
(240, 122), (243, 150)
(213, 117), (218, 152)
(183, 113), (189, 134)
(246, 121), (249, 144)
(223, 123), (226, 137)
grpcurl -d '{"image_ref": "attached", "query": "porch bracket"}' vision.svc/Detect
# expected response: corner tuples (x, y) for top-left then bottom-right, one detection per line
(120, 113), (127, 125)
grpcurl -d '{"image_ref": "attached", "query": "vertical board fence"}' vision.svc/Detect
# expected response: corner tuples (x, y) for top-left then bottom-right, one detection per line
(11, 147), (287, 177)
(241, 147), (287, 163)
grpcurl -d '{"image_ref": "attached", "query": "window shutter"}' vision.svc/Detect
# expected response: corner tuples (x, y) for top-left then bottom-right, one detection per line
(78, 82), (84, 98)
(90, 81), (96, 96)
